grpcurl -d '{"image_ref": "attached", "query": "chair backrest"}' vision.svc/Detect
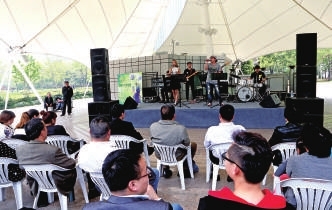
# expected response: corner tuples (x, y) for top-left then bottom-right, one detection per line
(208, 142), (233, 167)
(0, 157), (18, 185)
(45, 135), (74, 157)
(271, 142), (297, 162)
(280, 178), (332, 210)
(153, 143), (187, 163)
(1, 139), (27, 150)
(21, 164), (69, 192)
(89, 171), (112, 200)
(110, 135), (144, 149)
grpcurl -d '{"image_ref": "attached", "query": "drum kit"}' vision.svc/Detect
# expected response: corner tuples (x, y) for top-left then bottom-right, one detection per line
(229, 73), (266, 102)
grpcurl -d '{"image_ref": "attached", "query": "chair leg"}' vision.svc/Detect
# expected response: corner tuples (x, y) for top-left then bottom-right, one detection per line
(12, 181), (23, 209)
(212, 164), (219, 190)
(177, 162), (186, 190)
(143, 142), (151, 167)
(206, 154), (211, 183)
(0, 188), (5, 201)
(58, 192), (68, 210)
(262, 174), (267, 186)
(186, 156), (194, 179)
(47, 192), (54, 203)
(76, 167), (89, 203)
(156, 160), (162, 177)
(33, 190), (41, 209)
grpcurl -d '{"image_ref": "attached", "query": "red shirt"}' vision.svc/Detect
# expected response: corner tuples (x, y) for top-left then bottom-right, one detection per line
(208, 187), (287, 209)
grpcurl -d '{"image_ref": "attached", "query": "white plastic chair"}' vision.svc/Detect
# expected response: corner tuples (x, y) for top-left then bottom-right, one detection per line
(0, 157), (23, 210)
(46, 135), (83, 159)
(206, 143), (232, 190)
(153, 143), (194, 190)
(110, 135), (151, 166)
(89, 171), (112, 201)
(280, 178), (332, 210)
(45, 135), (89, 203)
(21, 164), (72, 210)
(1, 139), (27, 150)
(271, 142), (296, 190)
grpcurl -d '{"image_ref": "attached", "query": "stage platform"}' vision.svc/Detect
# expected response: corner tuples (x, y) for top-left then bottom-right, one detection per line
(125, 100), (286, 129)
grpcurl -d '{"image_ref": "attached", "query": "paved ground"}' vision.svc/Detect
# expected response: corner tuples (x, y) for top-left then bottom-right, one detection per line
(2, 81), (332, 210)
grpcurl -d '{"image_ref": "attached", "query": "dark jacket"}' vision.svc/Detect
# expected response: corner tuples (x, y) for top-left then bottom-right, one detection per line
(110, 118), (143, 140)
(62, 86), (73, 100)
(83, 195), (172, 210)
(44, 96), (54, 107)
(47, 125), (69, 136)
(269, 122), (303, 166)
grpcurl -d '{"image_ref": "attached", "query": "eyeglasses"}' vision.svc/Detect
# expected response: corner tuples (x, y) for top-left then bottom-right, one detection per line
(221, 152), (244, 171)
(136, 167), (152, 180)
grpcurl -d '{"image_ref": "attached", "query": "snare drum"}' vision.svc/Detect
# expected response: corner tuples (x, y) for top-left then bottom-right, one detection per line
(246, 80), (254, 86)
(237, 86), (253, 102)
(238, 79), (247, 86)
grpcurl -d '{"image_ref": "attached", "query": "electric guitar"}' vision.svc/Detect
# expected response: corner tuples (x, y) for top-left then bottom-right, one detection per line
(186, 71), (198, 81)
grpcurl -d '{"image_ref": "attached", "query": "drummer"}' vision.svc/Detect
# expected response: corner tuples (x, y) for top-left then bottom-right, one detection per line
(250, 65), (266, 96)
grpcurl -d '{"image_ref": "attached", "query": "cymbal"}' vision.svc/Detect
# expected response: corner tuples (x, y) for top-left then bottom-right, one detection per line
(230, 74), (241, 79)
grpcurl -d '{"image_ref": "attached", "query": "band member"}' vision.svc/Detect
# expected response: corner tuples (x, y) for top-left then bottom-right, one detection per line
(167, 59), (181, 106)
(184, 62), (196, 102)
(250, 65), (267, 96)
(204, 56), (222, 107)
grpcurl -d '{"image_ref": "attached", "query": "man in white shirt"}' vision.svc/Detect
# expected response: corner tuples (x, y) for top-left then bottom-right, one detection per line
(204, 104), (245, 164)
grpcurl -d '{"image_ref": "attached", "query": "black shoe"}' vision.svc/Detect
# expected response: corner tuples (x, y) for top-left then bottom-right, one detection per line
(88, 189), (101, 200)
(60, 114), (65, 116)
(37, 192), (49, 208)
(162, 166), (172, 178)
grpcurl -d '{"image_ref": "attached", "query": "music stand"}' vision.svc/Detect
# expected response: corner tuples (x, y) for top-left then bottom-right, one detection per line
(171, 74), (190, 108)
(210, 73), (228, 108)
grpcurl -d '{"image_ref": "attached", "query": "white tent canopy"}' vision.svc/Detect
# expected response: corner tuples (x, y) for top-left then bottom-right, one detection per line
(0, 0), (332, 66)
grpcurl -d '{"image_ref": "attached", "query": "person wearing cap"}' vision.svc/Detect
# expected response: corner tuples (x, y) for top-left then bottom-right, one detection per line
(183, 61), (196, 102)
(61, 81), (73, 116)
(204, 56), (222, 107)
(250, 65), (266, 96)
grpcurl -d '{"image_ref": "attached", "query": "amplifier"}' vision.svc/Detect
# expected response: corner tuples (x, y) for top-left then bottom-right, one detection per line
(143, 96), (159, 103)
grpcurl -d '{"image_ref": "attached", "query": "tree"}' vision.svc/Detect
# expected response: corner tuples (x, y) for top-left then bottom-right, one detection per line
(12, 55), (41, 90)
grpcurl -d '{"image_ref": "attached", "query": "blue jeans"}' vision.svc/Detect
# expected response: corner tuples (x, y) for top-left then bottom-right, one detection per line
(171, 203), (184, 210)
(150, 168), (160, 192)
(206, 82), (220, 103)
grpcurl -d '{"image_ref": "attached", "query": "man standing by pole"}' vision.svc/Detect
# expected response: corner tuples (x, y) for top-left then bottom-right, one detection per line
(61, 81), (73, 116)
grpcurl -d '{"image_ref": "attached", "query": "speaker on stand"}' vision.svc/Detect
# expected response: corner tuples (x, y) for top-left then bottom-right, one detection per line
(88, 101), (119, 125)
(90, 48), (111, 102)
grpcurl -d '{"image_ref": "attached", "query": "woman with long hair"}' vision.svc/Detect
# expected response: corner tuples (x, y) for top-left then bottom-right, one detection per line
(168, 59), (181, 105)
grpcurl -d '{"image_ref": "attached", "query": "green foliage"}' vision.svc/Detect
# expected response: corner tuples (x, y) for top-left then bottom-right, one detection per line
(12, 55), (41, 90)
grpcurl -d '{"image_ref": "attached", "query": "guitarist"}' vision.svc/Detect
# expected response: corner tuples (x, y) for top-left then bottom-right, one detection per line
(204, 55), (223, 106)
(184, 61), (197, 102)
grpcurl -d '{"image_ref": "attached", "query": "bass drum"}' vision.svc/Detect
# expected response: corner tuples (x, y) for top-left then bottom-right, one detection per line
(237, 86), (253, 102)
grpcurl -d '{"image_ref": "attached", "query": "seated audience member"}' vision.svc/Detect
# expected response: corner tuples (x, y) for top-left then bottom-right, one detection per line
(150, 104), (199, 178)
(274, 138), (307, 179)
(55, 97), (64, 111)
(269, 107), (303, 166)
(198, 131), (295, 210)
(0, 141), (26, 182)
(110, 104), (154, 154)
(285, 123), (332, 207)
(204, 104), (245, 164)
(16, 118), (77, 207)
(78, 116), (159, 196)
(0, 110), (16, 139)
(12, 109), (40, 141)
(83, 149), (183, 210)
(41, 110), (84, 154)
(44, 92), (55, 111)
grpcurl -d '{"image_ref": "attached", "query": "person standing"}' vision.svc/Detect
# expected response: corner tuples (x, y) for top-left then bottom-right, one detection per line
(61, 81), (73, 116)
(167, 59), (181, 106)
(184, 61), (196, 102)
(204, 56), (222, 107)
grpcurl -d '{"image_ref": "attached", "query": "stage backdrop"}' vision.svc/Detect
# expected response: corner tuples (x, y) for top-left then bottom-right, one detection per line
(118, 72), (142, 104)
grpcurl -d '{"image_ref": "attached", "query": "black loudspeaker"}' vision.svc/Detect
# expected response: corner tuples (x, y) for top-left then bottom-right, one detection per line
(90, 48), (111, 102)
(124, 96), (138, 110)
(88, 101), (119, 125)
(90, 48), (109, 75)
(285, 97), (324, 126)
(296, 33), (317, 66)
(296, 66), (316, 98)
(259, 94), (281, 108)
